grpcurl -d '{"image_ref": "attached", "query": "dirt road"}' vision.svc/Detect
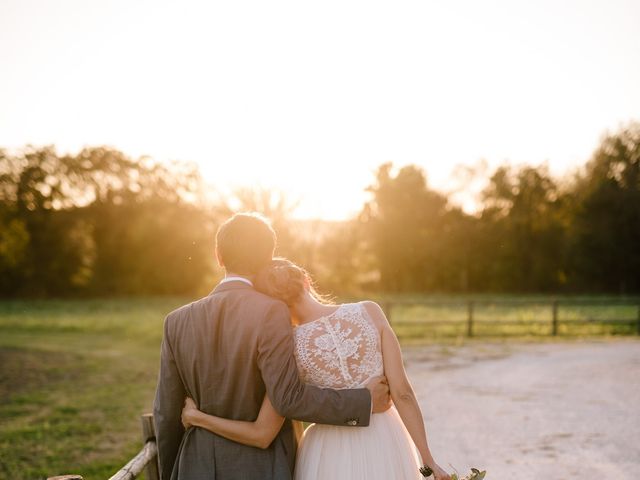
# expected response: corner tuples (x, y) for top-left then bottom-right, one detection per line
(405, 339), (640, 479)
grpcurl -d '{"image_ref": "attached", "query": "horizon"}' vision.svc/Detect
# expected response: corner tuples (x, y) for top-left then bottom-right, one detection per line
(0, 134), (620, 220)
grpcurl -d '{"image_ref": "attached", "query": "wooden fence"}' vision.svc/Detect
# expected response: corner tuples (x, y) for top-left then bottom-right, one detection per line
(380, 297), (640, 337)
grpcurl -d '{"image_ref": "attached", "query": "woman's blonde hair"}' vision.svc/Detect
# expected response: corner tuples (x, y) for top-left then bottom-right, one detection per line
(255, 257), (332, 307)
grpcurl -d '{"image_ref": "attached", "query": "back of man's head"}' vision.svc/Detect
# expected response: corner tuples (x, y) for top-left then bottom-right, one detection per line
(215, 212), (276, 276)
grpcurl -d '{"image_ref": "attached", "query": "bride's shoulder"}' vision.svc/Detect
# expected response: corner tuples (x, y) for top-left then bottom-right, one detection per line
(357, 299), (383, 313)
(356, 300), (390, 330)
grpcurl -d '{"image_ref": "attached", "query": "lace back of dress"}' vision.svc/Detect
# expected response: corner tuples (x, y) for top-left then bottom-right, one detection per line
(293, 303), (384, 389)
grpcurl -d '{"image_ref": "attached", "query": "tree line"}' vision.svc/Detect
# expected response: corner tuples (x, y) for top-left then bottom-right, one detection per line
(1, 122), (638, 297)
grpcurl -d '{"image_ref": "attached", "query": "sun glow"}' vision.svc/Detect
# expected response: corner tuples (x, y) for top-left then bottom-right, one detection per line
(1, 0), (639, 219)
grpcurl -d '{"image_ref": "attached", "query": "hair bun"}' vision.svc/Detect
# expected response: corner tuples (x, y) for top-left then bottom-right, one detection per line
(256, 258), (306, 306)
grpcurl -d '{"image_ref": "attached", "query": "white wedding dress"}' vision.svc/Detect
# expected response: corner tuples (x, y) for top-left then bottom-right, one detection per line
(292, 302), (422, 480)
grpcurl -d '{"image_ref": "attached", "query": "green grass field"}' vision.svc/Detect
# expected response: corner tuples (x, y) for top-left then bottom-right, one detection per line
(0, 298), (185, 480)
(0, 296), (638, 479)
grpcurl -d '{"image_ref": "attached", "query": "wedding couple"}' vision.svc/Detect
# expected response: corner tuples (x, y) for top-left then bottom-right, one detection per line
(153, 213), (450, 480)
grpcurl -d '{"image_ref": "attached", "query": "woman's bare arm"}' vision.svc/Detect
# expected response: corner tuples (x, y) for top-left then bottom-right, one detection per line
(181, 395), (285, 449)
(363, 301), (450, 480)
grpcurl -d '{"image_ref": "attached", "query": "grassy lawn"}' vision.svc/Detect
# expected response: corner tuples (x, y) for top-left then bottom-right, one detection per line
(0, 295), (638, 479)
(0, 298), (187, 480)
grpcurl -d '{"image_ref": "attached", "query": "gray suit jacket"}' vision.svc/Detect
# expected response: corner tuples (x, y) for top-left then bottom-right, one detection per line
(153, 280), (372, 480)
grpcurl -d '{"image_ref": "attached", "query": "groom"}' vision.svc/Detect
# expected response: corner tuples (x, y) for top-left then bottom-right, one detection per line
(153, 213), (391, 480)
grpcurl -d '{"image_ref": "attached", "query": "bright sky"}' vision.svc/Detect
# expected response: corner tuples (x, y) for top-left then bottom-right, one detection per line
(1, 0), (639, 219)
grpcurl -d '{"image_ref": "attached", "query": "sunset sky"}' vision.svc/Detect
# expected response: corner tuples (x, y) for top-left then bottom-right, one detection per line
(1, 0), (639, 219)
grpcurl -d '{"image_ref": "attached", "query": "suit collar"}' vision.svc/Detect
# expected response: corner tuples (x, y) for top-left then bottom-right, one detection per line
(220, 275), (253, 287)
(210, 280), (254, 295)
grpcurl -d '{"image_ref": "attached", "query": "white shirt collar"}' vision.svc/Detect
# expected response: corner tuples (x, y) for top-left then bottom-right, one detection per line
(219, 275), (253, 287)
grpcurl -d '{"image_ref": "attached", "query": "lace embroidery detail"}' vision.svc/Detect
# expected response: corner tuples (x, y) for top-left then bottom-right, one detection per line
(293, 303), (384, 389)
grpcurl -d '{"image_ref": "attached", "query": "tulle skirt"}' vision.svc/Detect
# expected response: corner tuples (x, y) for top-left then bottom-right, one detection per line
(294, 406), (422, 480)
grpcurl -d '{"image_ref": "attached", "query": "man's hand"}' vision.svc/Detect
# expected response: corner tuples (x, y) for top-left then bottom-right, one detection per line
(365, 376), (392, 413)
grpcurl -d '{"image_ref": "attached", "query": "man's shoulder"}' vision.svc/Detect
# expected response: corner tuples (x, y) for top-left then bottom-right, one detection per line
(210, 285), (287, 310)
(165, 290), (286, 320)
(243, 289), (288, 309)
(163, 294), (216, 320)
(163, 300), (196, 327)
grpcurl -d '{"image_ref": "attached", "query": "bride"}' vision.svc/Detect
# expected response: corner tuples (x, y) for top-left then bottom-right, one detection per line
(180, 258), (450, 480)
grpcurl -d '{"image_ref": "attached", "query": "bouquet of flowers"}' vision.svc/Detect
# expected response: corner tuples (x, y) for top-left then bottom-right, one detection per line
(451, 467), (487, 480)
(421, 465), (487, 479)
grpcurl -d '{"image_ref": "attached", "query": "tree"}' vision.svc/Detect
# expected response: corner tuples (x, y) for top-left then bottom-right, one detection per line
(362, 163), (451, 292)
(478, 164), (566, 292)
(0, 146), (90, 295)
(0, 146), (216, 296)
(568, 122), (640, 293)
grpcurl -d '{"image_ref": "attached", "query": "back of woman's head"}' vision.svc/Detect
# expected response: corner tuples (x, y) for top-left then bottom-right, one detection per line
(255, 258), (328, 307)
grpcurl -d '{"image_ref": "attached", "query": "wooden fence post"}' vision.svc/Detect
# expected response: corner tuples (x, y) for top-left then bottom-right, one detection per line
(552, 300), (559, 336)
(467, 301), (474, 337)
(141, 413), (160, 480)
(47, 476), (83, 480)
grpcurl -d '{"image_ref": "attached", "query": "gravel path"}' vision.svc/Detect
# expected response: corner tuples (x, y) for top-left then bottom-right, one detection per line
(405, 339), (640, 479)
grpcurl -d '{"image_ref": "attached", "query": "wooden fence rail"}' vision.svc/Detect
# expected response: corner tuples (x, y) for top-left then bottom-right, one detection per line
(381, 298), (640, 337)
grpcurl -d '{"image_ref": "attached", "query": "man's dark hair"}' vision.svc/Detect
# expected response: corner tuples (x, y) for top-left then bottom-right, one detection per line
(215, 212), (276, 275)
